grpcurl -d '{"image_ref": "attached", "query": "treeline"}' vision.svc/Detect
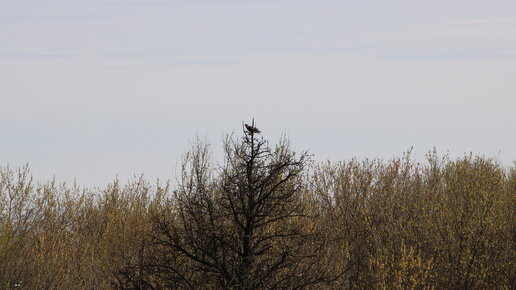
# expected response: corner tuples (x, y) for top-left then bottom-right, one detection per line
(0, 128), (514, 289)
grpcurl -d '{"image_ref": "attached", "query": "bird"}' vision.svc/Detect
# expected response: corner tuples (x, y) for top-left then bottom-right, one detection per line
(245, 123), (261, 134)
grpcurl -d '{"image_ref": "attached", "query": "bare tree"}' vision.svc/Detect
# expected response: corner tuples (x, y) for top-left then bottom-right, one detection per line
(150, 121), (332, 289)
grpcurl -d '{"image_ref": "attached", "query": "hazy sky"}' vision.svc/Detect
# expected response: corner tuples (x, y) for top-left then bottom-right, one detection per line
(1, 0), (515, 186)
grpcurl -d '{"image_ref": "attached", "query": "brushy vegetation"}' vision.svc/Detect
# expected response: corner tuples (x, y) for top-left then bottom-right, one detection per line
(0, 126), (514, 289)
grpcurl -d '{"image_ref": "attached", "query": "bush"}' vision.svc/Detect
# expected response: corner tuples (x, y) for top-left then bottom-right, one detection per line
(0, 127), (513, 289)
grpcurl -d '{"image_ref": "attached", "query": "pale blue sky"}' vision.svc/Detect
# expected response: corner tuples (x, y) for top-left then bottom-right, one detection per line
(1, 0), (515, 186)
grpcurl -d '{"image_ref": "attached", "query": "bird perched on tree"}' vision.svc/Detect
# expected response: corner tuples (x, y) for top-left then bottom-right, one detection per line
(245, 123), (261, 134)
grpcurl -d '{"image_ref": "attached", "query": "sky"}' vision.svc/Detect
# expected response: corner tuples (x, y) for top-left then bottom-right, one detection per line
(1, 0), (515, 187)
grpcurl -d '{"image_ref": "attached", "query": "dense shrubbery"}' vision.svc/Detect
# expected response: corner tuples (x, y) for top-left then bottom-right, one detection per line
(0, 128), (514, 289)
